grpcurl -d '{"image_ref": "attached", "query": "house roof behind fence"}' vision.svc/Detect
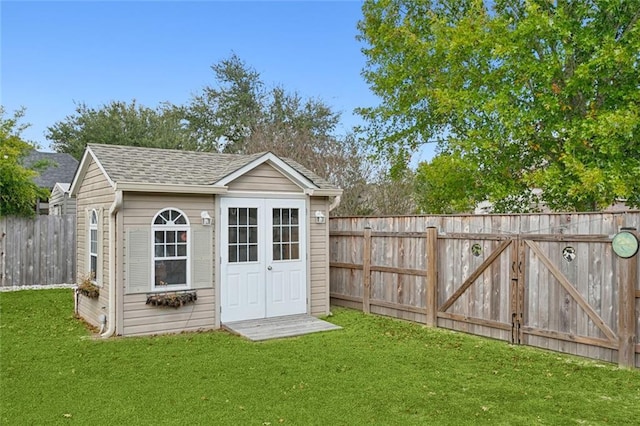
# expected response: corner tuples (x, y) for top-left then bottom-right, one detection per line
(22, 151), (79, 189)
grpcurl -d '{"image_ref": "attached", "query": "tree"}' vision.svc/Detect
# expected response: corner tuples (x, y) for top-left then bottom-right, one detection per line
(184, 54), (265, 153)
(0, 107), (49, 217)
(358, 0), (640, 212)
(186, 55), (372, 215)
(414, 152), (483, 214)
(47, 100), (196, 160)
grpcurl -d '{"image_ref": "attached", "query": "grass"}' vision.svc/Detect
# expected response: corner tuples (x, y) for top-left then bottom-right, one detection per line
(1, 290), (639, 425)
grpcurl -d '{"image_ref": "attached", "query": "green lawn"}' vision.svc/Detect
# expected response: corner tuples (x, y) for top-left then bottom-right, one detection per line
(1, 290), (639, 425)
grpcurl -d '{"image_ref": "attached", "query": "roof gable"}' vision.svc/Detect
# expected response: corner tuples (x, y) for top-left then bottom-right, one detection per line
(51, 183), (71, 196)
(216, 152), (317, 190)
(70, 144), (341, 196)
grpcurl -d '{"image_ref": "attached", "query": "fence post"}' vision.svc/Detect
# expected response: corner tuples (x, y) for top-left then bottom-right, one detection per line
(363, 226), (372, 314)
(426, 227), (438, 327)
(0, 218), (6, 287)
(617, 228), (638, 369)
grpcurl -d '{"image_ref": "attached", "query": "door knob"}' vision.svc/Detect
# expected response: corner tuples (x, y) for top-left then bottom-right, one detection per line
(267, 266), (272, 271)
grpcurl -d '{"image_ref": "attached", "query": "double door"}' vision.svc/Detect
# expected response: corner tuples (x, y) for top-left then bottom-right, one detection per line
(220, 198), (306, 322)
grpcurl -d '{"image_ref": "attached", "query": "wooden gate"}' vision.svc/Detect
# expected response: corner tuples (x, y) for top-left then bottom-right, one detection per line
(438, 231), (636, 366)
(436, 233), (520, 344)
(519, 233), (624, 363)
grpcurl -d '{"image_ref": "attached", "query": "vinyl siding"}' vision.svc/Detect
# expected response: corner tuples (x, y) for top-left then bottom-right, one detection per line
(122, 289), (215, 336)
(309, 197), (330, 316)
(227, 163), (303, 192)
(121, 192), (216, 336)
(75, 158), (114, 328)
(49, 187), (76, 215)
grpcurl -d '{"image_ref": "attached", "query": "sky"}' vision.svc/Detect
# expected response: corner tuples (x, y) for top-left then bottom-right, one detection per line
(1, 0), (437, 162)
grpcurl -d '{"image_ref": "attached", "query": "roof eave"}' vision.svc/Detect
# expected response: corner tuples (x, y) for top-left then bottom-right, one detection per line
(303, 188), (344, 197)
(114, 182), (229, 194)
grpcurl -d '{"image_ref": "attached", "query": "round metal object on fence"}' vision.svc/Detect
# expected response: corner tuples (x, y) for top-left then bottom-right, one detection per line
(562, 246), (576, 262)
(612, 231), (639, 258)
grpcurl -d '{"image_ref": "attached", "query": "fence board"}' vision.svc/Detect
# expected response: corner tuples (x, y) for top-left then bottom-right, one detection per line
(0, 216), (76, 287)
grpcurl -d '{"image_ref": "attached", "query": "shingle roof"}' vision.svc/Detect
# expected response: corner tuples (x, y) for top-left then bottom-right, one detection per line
(22, 151), (79, 189)
(87, 144), (338, 190)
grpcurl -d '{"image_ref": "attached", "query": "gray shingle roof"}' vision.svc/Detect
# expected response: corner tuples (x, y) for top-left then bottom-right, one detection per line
(22, 151), (79, 189)
(87, 144), (338, 190)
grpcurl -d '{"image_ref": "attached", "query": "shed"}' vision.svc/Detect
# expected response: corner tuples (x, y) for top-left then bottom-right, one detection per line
(49, 183), (76, 215)
(69, 144), (342, 337)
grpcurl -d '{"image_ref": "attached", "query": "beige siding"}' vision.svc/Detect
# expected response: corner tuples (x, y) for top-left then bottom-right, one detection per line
(50, 187), (76, 216)
(309, 197), (330, 316)
(227, 163), (303, 192)
(75, 158), (114, 326)
(121, 193), (216, 336)
(122, 289), (216, 336)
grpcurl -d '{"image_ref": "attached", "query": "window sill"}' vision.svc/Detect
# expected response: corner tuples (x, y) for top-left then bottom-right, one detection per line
(146, 290), (197, 308)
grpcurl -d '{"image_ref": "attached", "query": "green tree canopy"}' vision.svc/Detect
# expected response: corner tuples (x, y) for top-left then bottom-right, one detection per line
(414, 152), (483, 214)
(185, 54), (372, 214)
(358, 0), (640, 212)
(47, 100), (196, 160)
(0, 107), (49, 217)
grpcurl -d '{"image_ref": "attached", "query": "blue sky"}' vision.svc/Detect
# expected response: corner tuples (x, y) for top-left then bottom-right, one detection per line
(1, 1), (435, 161)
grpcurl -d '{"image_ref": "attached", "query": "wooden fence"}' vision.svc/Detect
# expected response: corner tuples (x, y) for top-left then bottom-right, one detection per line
(329, 213), (640, 369)
(0, 215), (76, 287)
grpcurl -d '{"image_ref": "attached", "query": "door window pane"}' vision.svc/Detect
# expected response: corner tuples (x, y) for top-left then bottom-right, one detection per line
(238, 245), (248, 262)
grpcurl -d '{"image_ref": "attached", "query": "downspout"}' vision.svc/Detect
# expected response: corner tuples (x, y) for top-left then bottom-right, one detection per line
(328, 195), (341, 213)
(101, 190), (123, 338)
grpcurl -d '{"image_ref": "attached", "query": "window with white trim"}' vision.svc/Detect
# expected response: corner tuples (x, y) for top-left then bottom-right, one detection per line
(152, 209), (189, 289)
(272, 208), (300, 261)
(89, 210), (98, 281)
(228, 207), (258, 263)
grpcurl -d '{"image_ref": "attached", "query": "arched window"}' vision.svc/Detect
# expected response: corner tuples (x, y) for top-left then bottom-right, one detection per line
(89, 210), (98, 281)
(152, 208), (189, 289)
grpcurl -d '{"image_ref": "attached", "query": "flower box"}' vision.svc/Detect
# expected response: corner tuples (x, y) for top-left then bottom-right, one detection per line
(146, 290), (198, 308)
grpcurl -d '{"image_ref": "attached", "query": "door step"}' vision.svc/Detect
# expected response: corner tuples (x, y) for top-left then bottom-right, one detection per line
(223, 314), (341, 341)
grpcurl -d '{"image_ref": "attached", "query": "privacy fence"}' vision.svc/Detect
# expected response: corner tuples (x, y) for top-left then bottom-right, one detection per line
(0, 215), (76, 287)
(329, 213), (640, 369)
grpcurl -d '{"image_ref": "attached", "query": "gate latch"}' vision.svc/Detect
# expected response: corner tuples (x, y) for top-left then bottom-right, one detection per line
(511, 313), (522, 345)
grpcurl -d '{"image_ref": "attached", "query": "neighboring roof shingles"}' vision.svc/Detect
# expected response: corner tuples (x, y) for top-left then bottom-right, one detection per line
(23, 151), (79, 189)
(87, 144), (338, 190)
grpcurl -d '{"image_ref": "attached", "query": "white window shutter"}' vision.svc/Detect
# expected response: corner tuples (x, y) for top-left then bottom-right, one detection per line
(96, 208), (104, 285)
(127, 228), (151, 294)
(191, 227), (213, 289)
(85, 209), (91, 279)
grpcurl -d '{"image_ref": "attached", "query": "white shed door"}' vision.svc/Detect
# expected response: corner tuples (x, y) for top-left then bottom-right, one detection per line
(220, 198), (306, 323)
